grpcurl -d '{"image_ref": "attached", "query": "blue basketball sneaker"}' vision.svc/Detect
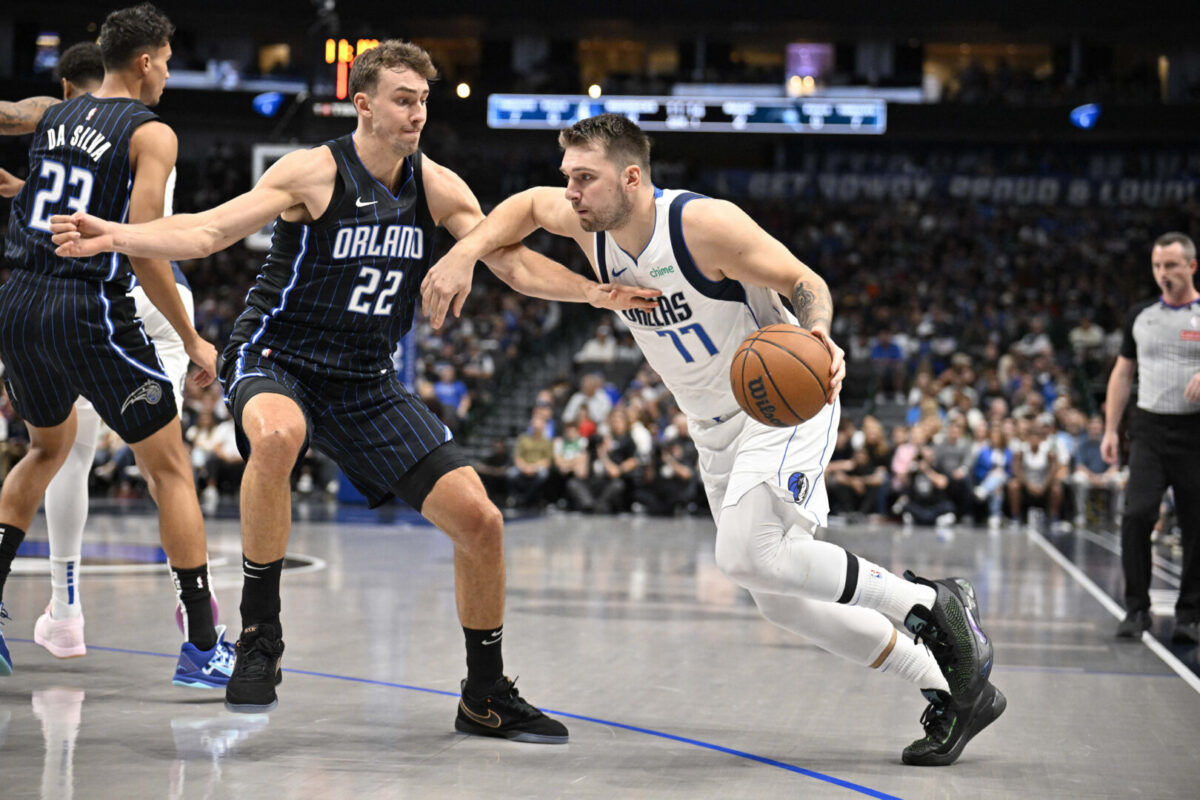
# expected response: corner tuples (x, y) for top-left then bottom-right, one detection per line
(0, 603), (12, 676)
(173, 625), (236, 688)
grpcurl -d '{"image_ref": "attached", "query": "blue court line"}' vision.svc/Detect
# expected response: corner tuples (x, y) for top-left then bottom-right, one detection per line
(7, 639), (902, 799)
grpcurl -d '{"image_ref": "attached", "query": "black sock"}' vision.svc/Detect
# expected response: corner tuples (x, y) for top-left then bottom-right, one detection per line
(0, 524), (28, 603)
(240, 556), (283, 631)
(171, 564), (216, 650)
(463, 625), (504, 694)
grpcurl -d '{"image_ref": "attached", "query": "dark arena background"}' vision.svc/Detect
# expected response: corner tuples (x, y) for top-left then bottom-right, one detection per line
(1, 2), (1198, 797)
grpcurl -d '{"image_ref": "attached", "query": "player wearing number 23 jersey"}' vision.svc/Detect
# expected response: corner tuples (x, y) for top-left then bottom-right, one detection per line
(0, 94), (177, 443)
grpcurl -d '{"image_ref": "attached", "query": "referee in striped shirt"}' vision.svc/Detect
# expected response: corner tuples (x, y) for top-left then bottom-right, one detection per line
(1103, 231), (1200, 644)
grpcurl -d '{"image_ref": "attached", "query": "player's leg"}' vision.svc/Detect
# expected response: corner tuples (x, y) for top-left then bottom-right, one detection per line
(0, 412), (77, 676)
(323, 372), (565, 742)
(417, 461), (567, 744)
(222, 381), (308, 713)
(127, 417), (234, 686)
(750, 588), (946, 690)
(75, 285), (230, 687)
(713, 405), (1000, 763)
(35, 400), (102, 658)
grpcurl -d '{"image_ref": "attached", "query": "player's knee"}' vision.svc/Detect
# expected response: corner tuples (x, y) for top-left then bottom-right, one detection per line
(456, 499), (504, 557)
(247, 425), (305, 476)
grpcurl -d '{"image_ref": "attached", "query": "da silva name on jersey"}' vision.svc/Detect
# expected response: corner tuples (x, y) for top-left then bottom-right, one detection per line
(45, 124), (113, 162)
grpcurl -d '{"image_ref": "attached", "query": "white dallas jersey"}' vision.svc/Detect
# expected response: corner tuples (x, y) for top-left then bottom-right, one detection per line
(593, 189), (796, 420)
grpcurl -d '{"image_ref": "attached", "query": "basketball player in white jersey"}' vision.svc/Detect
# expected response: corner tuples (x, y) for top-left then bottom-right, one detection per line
(423, 113), (1005, 765)
(0, 38), (217, 667)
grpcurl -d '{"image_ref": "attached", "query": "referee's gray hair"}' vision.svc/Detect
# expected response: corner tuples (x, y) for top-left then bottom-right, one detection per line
(1153, 231), (1196, 261)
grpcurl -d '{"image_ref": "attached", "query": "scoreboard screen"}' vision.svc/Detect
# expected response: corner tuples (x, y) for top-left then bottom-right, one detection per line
(487, 94), (886, 135)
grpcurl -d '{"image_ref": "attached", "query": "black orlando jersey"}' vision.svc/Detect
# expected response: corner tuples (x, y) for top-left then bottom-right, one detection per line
(227, 134), (437, 379)
(4, 94), (158, 281)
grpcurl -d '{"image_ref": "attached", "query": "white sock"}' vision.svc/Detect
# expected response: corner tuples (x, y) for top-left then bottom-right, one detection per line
(49, 556), (82, 620)
(874, 629), (950, 692)
(847, 556), (936, 625)
(44, 409), (98, 621)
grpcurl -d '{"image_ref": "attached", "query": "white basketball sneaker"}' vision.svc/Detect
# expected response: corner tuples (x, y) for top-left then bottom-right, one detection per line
(34, 606), (86, 659)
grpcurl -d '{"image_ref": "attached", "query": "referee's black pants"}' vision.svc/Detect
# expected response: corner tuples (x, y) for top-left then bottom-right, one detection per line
(1120, 410), (1200, 621)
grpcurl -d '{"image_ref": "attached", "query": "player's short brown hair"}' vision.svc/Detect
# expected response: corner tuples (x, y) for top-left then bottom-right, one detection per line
(57, 42), (104, 87)
(1153, 231), (1197, 261)
(348, 40), (438, 99)
(558, 113), (652, 175)
(98, 3), (173, 70)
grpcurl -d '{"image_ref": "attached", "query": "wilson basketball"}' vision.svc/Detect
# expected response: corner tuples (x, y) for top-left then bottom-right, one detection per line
(730, 324), (832, 427)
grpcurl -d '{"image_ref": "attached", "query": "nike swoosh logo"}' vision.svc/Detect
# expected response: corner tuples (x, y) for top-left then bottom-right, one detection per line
(459, 700), (502, 728)
(482, 636), (502, 645)
(611, 267), (628, 277)
(355, 197), (377, 207)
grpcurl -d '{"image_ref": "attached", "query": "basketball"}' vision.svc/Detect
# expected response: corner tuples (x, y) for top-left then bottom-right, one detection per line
(730, 324), (832, 427)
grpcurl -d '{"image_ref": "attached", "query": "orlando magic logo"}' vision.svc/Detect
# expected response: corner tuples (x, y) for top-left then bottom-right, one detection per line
(788, 472), (809, 504)
(120, 379), (164, 414)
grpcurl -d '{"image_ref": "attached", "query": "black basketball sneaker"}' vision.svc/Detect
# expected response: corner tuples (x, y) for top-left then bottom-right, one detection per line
(455, 677), (568, 744)
(901, 572), (1004, 766)
(225, 623), (285, 713)
(902, 683), (1007, 766)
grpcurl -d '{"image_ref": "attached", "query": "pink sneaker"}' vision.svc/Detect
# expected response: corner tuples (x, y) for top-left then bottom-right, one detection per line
(33, 608), (86, 659)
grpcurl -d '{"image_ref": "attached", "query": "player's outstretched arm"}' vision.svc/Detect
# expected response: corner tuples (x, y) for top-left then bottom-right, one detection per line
(50, 146), (333, 261)
(0, 96), (59, 135)
(488, 243), (662, 311)
(421, 160), (645, 326)
(682, 198), (845, 402)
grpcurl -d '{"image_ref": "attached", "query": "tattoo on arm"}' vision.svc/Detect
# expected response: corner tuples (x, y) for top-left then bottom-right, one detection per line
(791, 281), (832, 331)
(0, 97), (59, 135)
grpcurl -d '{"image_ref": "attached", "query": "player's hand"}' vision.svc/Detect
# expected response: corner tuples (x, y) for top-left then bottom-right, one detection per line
(808, 328), (845, 404)
(584, 282), (662, 311)
(421, 251), (476, 329)
(0, 167), (23, 199)
(1185, 371), (1200, 404)
(1100, 430), (1119, 465)
(184, 335), (219, 389)
(49, 212), (115, 257)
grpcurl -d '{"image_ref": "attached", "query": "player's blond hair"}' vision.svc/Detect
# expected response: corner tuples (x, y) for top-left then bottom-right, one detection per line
(558, 113), (652, 176)
(348, 40), (438, 99)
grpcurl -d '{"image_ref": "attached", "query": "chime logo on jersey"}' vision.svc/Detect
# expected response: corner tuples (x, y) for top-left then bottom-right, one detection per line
(788, 472), (810, 504)
(331, 224), (424, 261)
(120, 379), (164, 414)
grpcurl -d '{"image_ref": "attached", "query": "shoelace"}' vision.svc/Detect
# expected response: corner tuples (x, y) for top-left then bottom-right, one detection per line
(919, 697), (954, 741)
(491, 677), (541, 719)
(210, 640), (237, 671)
(237, 637), (283, 680)
(912, 619), (952, 663)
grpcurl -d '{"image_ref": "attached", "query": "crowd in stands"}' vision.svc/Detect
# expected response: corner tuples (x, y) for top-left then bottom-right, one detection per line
(0, 136), (1197, 526)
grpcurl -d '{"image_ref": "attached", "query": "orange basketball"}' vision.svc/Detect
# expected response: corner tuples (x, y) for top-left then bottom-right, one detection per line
(730, 324), (832, 427)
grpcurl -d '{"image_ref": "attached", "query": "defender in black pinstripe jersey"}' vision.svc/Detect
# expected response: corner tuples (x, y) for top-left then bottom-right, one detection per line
(51, 40), (657, 738)
(0, 5), (231, 686)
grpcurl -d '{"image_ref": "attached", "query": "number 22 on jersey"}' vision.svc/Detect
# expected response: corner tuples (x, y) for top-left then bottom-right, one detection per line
(348, 266), (404, 315)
